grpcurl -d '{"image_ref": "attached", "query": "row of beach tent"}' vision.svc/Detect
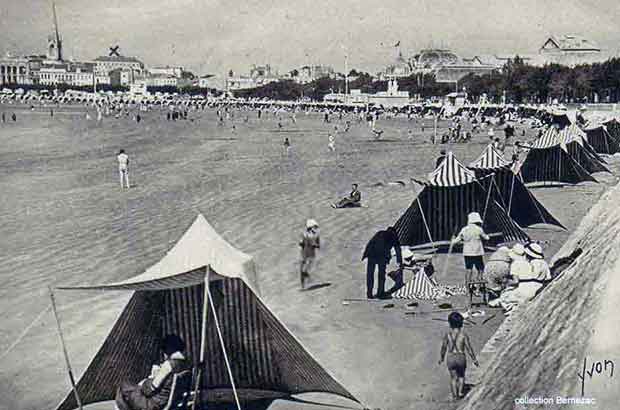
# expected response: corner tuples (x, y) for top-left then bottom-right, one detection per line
(394, 112), (619, 250)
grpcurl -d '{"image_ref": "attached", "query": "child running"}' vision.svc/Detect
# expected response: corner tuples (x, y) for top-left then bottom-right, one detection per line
(438, 312), (479, 401)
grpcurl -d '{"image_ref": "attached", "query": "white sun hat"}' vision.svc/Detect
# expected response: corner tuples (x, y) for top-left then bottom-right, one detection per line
(467, 212), (483, 225)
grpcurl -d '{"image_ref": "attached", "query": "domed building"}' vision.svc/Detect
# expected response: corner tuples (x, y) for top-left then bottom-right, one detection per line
(413, 49), (460, 70)
(382, 51), (413, 79)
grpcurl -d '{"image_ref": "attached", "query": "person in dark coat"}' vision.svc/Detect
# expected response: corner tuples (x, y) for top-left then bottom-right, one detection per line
(115, 334), (190, 410)
(362, 226), (403, 299)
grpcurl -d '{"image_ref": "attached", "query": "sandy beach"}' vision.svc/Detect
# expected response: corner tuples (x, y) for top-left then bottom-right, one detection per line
(1, 105), (617, 410)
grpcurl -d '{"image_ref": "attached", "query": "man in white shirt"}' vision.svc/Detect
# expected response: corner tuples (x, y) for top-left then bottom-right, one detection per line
(117, 149), (130, 189)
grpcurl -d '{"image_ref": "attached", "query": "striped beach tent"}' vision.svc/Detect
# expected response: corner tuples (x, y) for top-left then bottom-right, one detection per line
(393, 268), (440, 300)
(518, 127), (597, 185)
(583, 123), (620, 154)
(54, 214), (359, 410)
(469, 145), (565, 229)
(559, 123), (609, 174)
(394, 152), (529, 250)
(603, 117), (620, 141)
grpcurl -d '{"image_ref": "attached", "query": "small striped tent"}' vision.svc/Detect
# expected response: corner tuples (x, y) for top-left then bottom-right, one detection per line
(603, 117), (620, 141)
(393, 268), (440, 300)
(55, 215), (359, 410)
(394, 152), (529, 249)
(469, 145), (565, 229)
(518, 127), (597, 185)
(559, 123), (609, 174)
(583, 123), (620, 154)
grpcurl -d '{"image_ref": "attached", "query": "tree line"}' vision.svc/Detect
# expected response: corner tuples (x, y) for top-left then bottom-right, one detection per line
(232, 57), (620, 104)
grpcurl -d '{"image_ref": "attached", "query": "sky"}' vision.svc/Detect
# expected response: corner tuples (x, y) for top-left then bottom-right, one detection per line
(1, 0), (619, 85)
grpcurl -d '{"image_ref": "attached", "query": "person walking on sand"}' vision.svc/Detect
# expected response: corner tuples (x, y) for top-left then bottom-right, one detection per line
(438, 312), (479, 401)
(327, 133), (336, 152)
(452, 212), (489, 285)
(117, 149), (130, 189)
(283, 137), (291, 155)
(299, 219), (320, 289)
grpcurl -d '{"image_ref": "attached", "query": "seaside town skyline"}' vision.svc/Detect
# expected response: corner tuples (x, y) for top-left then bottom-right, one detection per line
(2, 0), (620, 85)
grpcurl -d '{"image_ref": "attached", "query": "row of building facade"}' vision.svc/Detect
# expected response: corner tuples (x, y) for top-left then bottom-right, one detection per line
(379, 35), (613, 82)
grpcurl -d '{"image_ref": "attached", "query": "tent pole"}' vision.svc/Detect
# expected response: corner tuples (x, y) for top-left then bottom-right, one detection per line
(49, 286), (83, 410)
(192, 266), (211, 410)
(207, 285), (243, 410)
(417, 197), (435, 251)
(482, 175), (493, 222)
(508, 173), (516, 214)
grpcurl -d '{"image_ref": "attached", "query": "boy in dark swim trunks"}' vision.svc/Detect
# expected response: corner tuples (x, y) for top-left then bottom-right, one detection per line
(438, 312), (479, 400)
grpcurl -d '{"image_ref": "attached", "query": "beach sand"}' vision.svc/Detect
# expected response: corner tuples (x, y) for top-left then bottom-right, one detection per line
(0, 105), (616, 410)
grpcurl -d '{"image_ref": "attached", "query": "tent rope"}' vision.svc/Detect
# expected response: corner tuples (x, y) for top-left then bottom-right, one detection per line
(207, 286), (243, 410)
(0, 303), (52, 362)
(416, 197), (435, 251)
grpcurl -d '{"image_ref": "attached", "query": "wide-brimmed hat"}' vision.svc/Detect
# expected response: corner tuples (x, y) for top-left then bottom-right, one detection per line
(524, 242), (544, 259)
(306, 219), (319, 228)
(467, 212), (483, 225)
(509, 243), (526, 259)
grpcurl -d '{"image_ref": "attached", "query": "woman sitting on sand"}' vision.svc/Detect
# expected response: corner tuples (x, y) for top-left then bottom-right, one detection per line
(438, 312), (479, 401)
(488, 243), (547, 313)
(115, 334), (190, 410)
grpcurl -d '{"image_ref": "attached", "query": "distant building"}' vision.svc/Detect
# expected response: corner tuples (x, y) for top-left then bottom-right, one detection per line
(197, 75), (213, 88)
(146, 74), (178, 87)
(293, 65), (335, 83)
(149, 66), (183, 78)
(109, 68), (134, 87)
(93, 56), (144, 76)
(537, 35), (604, 66)
(381, 51), (412, 79)
(227, 64), (282, 91)
(0, 56), (31, 85)
(47, 2), (63, 62)
(324, 79), (410, 107)
(38, 62), (94, 87)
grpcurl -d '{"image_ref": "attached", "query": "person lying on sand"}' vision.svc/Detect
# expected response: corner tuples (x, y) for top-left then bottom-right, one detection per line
(438, 312), (479, 401)
(332, 183), (361, 208)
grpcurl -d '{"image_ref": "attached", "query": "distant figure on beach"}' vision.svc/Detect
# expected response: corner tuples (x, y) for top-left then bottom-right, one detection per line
(115, 334), (189, 410)
(11, 112), (16, 122)
(332, 183), (361, 208)
(362, 226), (403, 299)
(299, 219), (320, 289)
(1, 112), (5, 123)
(438, 312), (479, 401)
(328, 133), (336, 152)
(452, 212), (489, 285)
(435, 149), (447, 168)
(50, 109), (54, 117)
(283, 137), (291, 154)
(117, 149), (130, 189)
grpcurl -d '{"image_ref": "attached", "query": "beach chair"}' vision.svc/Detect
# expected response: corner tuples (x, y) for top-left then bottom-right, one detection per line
(163, 370), (193, 410)
(467, 280), (488, 306)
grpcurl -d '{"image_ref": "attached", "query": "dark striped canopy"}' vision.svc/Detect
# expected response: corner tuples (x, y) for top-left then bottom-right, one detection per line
(396, 153), (529, 249)
(55, 216), (359, 410)
(428, 152), (477, 186)
(584, 124), (620, 155)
